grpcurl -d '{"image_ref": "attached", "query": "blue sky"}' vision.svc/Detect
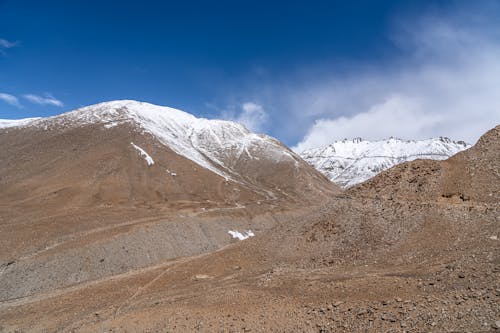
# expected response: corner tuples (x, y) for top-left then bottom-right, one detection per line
(1, 0), (499, 148)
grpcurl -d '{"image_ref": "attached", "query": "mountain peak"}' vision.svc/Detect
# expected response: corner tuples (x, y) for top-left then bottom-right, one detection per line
(1, 101), (322, 192)
(51, 100), (199, 128)
(1, 100), (201, 130)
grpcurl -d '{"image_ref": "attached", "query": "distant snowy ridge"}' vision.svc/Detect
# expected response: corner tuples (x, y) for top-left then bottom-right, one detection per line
(300, 137), (471, 188)
(1, 100), (302, 184)
(0, 118), (41, 128)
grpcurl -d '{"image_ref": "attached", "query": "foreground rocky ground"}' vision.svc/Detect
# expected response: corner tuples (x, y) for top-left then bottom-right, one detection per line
(0, 125), (498, 332)
(1, 199), (498, 331)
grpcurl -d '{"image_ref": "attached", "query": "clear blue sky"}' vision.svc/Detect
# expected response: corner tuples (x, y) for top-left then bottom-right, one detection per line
(1, 1), (499, 147)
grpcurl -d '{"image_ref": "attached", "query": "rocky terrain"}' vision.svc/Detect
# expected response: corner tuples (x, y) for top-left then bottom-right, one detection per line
(0, 102), (497, 332)
(300, 137), (470, 187)
(0, 101), (337, 301)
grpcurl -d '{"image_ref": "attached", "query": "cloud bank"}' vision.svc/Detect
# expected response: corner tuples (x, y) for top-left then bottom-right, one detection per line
(289, 5), (500, 151)
(216, 3), (500, 150)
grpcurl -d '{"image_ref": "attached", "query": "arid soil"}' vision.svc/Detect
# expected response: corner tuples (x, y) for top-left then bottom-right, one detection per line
(0, 126), (498, 332)
(0, 119), (337, 299)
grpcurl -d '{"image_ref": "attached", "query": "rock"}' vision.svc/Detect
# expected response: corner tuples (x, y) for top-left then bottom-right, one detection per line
(332, 301), (344, 307)
(356, 308), (367, 316)
(381, 313), (397, 322)
(493, 320), (500, 329)
(458, 273), (465, 278)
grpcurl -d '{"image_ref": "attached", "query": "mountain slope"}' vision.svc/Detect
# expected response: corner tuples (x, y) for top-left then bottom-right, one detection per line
(0, 100), (337, 211)
(1, 126), (497, 333)
(0, 100), (337, 301)
(348, 125), (500, 204)
(300, 137), (471, 187)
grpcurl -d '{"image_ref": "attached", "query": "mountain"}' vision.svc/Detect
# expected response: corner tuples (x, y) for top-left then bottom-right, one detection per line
(349, 125), (500, 204)
(299, 137), (471, 187)
(0, 100), (337, 302)
(0, 100), (336, 211)
(1, 101), (497, 332)
(2, 125), (496, 332)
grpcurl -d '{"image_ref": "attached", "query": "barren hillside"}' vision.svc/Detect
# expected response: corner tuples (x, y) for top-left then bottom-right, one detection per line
(0, 121), (498, 332)
(0, 101), (337, 305)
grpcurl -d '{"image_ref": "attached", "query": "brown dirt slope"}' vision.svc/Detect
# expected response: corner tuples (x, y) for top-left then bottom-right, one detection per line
(0, 126), (498, 332)
(0, 111), (337, 304)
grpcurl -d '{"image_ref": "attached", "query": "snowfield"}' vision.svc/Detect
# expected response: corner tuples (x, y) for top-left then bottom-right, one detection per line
(300, 137), (471, 187)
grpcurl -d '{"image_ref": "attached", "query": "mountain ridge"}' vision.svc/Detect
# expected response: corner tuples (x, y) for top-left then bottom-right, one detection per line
(0, 100), (337, 210)
(0, 100), (337, 302)
(300, 136), (471, 187)
(1, 100), (303, 183)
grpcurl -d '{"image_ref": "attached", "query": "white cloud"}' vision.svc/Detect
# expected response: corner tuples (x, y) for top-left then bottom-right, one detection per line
(280, 6), (500, 151)
(23, 94), (64, 107)
(0, 38), (19, 55)
(291, 49), (500, 150)
(219, 4), (500, 150)
(237, 102), (268, 132)
(294, 95), (442, 151)
(220, 102), (268, 132)
(0, 93), (22, 108)
(0, 38), (17, 49)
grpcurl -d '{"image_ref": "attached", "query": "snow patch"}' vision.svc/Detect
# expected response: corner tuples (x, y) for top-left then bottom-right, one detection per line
(104, 122), (119, 128)
(228, 230), (255, 241)
(131, 142), (154, 166)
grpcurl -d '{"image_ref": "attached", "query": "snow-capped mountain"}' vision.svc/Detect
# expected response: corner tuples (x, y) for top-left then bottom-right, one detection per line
(1, 100), (304, 181)
(0, 101), (336, 306)
(0, 100), (336, 209)
(299, 137), (471, 188)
